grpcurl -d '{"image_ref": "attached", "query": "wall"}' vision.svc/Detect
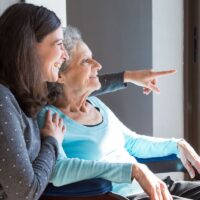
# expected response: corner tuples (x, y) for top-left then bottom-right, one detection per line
(67, 0), (153, 135)
(152, 0), (184, 138)
(24, 0), (67, 26)
(0, 0), (19, 15)
(0, 0), (66, 27)
(67, 0), (184, 138)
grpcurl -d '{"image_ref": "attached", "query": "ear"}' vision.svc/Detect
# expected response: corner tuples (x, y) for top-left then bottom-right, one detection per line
(57, 73), (65, 84)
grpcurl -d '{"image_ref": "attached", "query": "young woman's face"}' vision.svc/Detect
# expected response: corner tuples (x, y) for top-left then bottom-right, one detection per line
(59, 41), (102, 95)
(36, 26), (68, 82)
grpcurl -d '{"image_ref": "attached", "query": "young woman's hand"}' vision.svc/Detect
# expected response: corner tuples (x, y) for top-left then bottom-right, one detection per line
(132, 163), (172, 200)
(40, 110), (65, 144)
(177, 139), (200, 178)
(124, 69), (176, 95)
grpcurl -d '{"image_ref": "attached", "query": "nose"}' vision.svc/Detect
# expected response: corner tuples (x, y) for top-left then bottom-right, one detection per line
(93, 59), (102, 71)
(61, 45), (69, 61)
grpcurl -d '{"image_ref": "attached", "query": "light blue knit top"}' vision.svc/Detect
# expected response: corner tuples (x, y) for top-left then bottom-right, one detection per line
(37, 96), (179, 196)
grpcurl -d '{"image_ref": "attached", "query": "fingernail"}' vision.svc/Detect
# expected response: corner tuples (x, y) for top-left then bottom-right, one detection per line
(190, 173), (195, 179)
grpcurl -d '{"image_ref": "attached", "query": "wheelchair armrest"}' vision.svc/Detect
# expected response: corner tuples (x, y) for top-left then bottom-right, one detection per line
(135, 154), (185, 173)
(42, 178), (112, 197)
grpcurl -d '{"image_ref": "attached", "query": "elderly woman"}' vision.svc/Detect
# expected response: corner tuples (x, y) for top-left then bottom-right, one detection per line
(38, 26), (200, 200)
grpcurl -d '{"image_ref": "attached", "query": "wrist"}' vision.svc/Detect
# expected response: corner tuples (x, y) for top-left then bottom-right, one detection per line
(124, 71), (134, 83)
(177, 138), (185, 148)
(176, 138), (185, 158)
(132, 163), (145, 180)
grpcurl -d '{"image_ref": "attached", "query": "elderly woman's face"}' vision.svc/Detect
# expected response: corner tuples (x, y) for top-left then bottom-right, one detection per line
(59, 41), (102, 94)
(36, 26), (69, 82)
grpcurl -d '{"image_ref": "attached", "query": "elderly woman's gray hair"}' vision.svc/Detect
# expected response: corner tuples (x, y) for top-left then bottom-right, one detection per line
(47, 25), (82, 103)
(63, 26), (82, 57)
(60, 26), (82, 72)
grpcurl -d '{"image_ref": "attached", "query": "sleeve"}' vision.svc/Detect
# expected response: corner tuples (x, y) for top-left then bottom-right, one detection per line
(91, 72), (127, 96)
(0, 92), (58, 200)
(50, 146), (133, 186)
(103, 102), (179, 159)
(113, 113), (179, 158)
(124, 130), (179, 158)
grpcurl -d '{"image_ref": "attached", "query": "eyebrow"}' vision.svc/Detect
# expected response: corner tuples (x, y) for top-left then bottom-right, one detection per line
(53, 39), (63, 44)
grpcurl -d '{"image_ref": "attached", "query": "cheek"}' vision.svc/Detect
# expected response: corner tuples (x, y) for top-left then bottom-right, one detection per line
(42, 56), (60, 82)
(43, 48), (61, 67)
(71, 72), (88, 89)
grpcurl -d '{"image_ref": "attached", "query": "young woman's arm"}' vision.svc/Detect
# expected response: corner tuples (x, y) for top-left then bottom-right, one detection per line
(0, 85), (58, 200)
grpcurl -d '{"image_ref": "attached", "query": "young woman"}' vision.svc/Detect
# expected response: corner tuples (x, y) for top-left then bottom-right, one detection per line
(0, 3), (69, 199)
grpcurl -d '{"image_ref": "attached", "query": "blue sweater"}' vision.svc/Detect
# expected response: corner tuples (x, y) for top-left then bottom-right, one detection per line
(37, 97), (179, 196)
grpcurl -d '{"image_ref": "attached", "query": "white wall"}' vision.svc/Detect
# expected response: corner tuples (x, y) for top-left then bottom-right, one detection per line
(25, 0), (67, 27)
(0, 0), (66, 27)
(152, 0), (184, 138)
(67, 0), (153, 134)
(0, 0), (19, 15)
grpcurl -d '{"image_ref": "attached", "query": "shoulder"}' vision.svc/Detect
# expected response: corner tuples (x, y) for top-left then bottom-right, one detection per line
(0, 84), (14, 100)
(0, 84), (22, 114)
(38, 104), (60, 117)
(37, 104), (60, 128)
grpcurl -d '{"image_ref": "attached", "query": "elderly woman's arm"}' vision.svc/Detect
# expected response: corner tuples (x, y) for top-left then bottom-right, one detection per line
(50, 148), (132, 186)
(50, 147), (171, 200)
(92, 69), (176, 96)
(106, 103), (200, 178)
(92, 72), (126, 96)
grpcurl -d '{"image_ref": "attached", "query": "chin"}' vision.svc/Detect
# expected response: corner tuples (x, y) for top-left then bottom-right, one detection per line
(87, 80), (101, 92)
(49, 74), (58, 82)
(88, 83), (101, 94)
(94, 82), (101, 90)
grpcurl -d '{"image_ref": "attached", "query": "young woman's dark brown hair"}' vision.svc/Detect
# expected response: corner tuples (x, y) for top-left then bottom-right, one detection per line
(0, 3), (61, 117)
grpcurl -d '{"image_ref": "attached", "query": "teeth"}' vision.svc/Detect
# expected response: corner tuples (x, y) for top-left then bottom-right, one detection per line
(54, 63), (60, 68)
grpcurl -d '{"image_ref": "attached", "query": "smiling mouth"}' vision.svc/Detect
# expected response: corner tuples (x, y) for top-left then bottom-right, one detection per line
(90, 74), (99, 78)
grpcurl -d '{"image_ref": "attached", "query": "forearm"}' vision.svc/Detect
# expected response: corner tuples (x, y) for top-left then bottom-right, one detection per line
(31, 137), (58, 196)
(112, 114), (179, 158)
(125, 134), (179, 158)
(0, 132), (59, 200)
(50, 156), (132, 186)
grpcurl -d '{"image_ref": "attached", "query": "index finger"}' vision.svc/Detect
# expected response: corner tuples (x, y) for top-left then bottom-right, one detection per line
(45, 110), (52, 123)
(192, 157), (200, 175)
(161, 184), (173, 200)
(151, 69), (177, 78)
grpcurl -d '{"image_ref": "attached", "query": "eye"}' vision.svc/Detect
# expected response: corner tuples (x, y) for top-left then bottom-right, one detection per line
(57, 42), (63, 46)
(56, 40), (64, 46)
(82, 58), (89, 64)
